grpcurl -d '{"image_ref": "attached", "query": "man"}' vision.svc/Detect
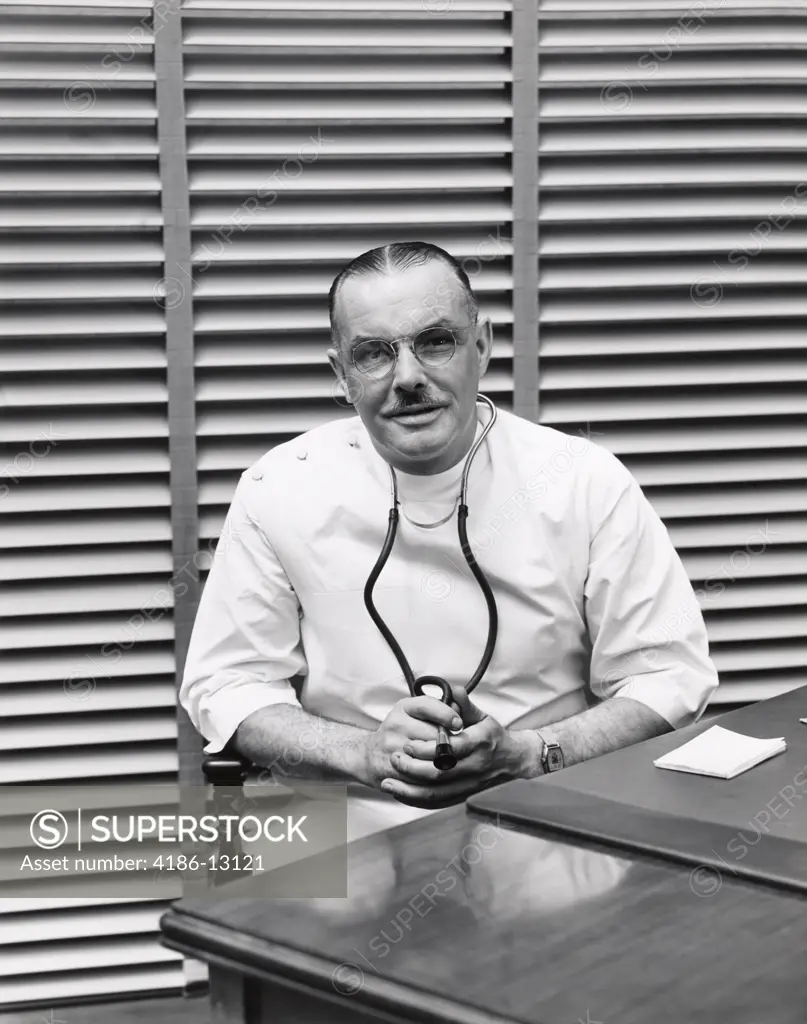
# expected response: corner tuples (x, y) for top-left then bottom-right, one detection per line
(180, 241), (719, 838)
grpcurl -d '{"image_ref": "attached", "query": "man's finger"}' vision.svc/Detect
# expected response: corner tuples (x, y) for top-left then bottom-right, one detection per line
(396, 717), (443, 742)
(383, 769), (506, 809)
(390, 751), (444, 783)
(402, 738), (437, 761)
(449, 685), (487, 726)
(381, 776), (477, 808)
(403, 696), (463, 731)
(404, 732), (482, 764)
(406, 720), (492, 762)
(401, 745), (485, 781)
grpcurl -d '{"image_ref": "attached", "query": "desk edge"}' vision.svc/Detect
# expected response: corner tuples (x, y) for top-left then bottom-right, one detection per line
(159, 906), (528, 1024)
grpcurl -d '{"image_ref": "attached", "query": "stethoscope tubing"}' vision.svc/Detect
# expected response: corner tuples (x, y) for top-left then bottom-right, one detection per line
(363, 395), (499, 771)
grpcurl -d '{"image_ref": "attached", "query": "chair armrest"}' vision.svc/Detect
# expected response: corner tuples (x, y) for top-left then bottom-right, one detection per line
(202, 742), (252, 786)
(200, 744), (253, 882)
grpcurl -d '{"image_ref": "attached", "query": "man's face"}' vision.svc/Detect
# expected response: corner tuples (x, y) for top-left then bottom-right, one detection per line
(326, 260), (493, 475)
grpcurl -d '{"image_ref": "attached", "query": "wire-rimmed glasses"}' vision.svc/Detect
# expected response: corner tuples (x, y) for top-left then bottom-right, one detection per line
(350, 322), (476, 381)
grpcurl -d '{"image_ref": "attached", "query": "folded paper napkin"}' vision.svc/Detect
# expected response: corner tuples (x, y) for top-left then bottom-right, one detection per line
(653, 725), (787, 780)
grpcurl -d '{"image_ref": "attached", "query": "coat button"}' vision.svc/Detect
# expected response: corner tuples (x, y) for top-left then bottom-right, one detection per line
(297, 452), (308, 460)
(251, 470), (263, 481)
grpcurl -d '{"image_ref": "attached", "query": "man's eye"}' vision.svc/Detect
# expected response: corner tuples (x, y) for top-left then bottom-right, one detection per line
(356, 341), (384, 357)
(418, 330), (454, 349)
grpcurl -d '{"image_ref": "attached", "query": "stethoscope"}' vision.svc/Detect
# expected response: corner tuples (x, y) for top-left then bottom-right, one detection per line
(363, 394), (499, 771)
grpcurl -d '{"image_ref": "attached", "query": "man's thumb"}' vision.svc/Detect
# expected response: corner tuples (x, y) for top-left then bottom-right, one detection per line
(451, 685), (485, 725)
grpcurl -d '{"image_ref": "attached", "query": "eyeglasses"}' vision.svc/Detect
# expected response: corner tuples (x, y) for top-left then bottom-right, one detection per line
(349, 323), (476, 381)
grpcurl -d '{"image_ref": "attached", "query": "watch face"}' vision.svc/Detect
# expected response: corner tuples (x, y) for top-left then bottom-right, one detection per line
(546, 746), (564, 772)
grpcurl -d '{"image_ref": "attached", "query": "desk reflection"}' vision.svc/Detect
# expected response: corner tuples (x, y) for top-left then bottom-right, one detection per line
(299, 814), (632, 931)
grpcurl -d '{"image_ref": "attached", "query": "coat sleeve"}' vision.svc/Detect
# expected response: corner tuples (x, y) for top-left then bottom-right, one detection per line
(584, 466), (719, 729)
(179, 470), (306, 754)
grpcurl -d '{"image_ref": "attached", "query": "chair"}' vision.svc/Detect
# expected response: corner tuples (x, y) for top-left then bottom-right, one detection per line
(202, 741), (253, 786)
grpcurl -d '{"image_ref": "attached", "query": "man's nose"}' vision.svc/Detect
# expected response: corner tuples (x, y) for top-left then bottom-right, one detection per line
(391, 340), (428, 389)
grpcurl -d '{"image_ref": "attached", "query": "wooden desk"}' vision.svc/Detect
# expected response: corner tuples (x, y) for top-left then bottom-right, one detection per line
(160, 793), (807, 1023)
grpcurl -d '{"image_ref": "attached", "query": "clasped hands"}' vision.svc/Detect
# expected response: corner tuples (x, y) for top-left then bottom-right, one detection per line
(362, 684), (541, 809)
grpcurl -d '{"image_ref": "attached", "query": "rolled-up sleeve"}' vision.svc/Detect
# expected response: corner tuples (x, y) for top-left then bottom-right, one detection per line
(584, 471), (719, 729)
(180, 470), (306, 754)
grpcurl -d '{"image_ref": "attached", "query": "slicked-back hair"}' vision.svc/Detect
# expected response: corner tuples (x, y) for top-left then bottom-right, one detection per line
(328, 241), (479, 350)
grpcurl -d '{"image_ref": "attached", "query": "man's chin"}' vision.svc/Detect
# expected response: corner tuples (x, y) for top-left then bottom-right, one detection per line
(386, 435), (450, 468)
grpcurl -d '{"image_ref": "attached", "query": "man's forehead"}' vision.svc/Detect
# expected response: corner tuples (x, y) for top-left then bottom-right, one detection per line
(335, 262), (467, 339)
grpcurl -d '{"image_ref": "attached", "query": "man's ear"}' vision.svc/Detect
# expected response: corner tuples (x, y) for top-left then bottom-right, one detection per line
(476, 318), (493, 376)
(327, 345), (365, 406)
(326, 345), (349, 403)
(326, 345), (342, 381)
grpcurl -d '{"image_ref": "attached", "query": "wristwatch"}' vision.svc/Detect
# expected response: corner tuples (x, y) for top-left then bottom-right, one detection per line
(537, 732), (564, 774)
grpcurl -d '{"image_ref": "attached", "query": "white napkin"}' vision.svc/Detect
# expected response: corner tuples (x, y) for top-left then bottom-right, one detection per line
(653, 725), (786, 780)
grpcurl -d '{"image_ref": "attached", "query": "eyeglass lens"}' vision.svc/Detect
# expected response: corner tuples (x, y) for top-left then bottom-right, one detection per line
(353, 326), (457, 379)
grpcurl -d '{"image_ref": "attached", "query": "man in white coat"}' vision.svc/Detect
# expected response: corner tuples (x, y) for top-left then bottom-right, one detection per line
(180, 241), (719, 839)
